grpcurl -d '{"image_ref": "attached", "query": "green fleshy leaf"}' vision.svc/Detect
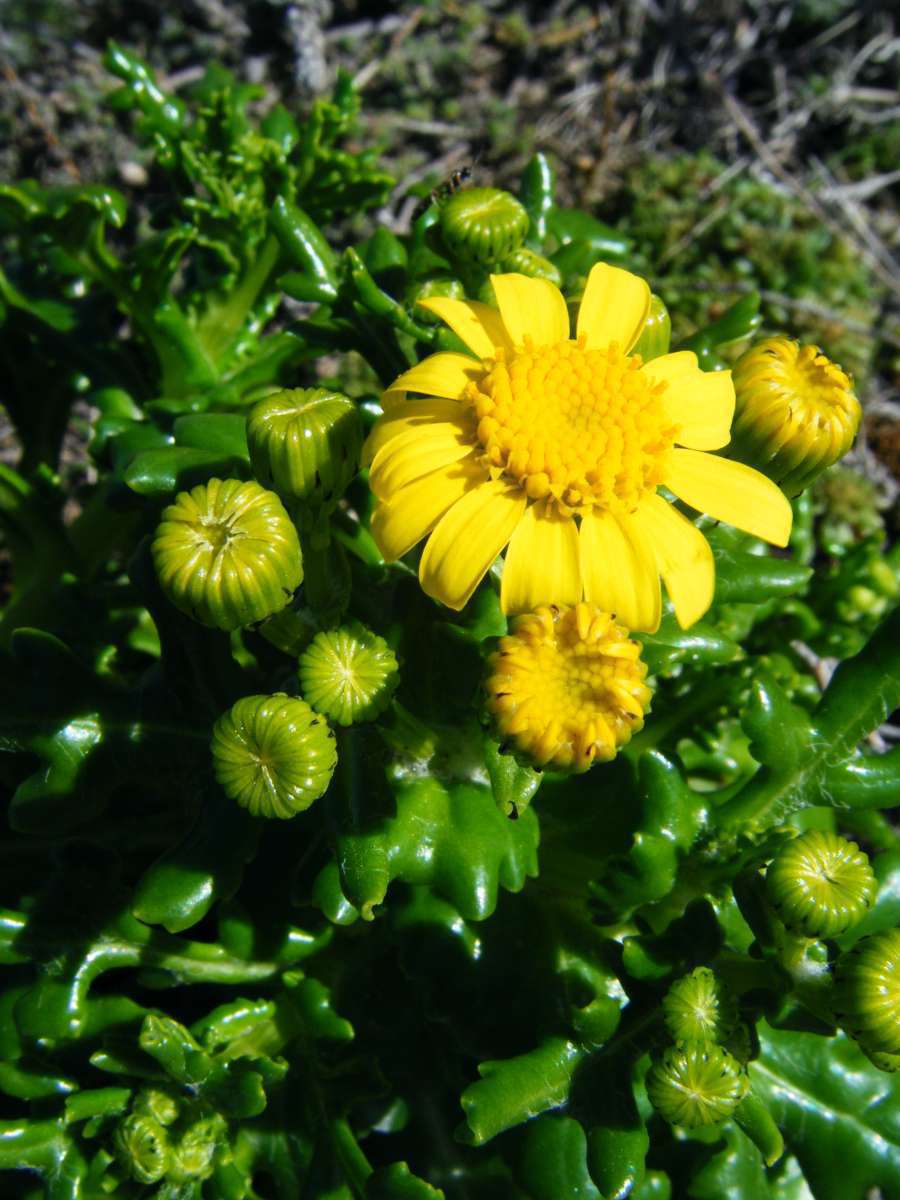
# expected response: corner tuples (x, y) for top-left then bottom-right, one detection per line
(459, 1038), (585, 1146)
(592, 752), (706, 916)
(752, 1022), (900, 1200)
(638, 616), (742, 674)
(172, 413), (250, 458)
(513, 1115), (601, 1200)
(686, 1123), (768, 1199)
(718, 609), (900, 831)
(124, 445), (250, 496)
(318, 739), (539, 922)
(365, 1163), (444, 1199)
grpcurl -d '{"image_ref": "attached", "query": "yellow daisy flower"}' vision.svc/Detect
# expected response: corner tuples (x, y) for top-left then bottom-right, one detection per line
(363, 266), (792, 631)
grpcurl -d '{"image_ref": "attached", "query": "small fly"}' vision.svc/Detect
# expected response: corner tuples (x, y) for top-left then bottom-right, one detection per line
(411, 165), (473, 222)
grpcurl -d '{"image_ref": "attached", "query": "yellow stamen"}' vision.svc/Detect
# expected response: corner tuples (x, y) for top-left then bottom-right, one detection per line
(484, 602), (652, 771)
(466, 339), (678, 516)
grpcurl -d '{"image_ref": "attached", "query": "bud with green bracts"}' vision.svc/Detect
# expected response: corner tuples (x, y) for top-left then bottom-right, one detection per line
(662, 967), (738, 1046)
(730, 337), (861, 496)
(246, 387), (363, 513)
(439, 187), (530, 266)
(115, 1113), (172, 1185)
(211, 693), (337, 819)
(498, 246), (562, 285)
(834, 929), (900, 1055)
(766, 830), (876, 938)
(646, 1043), (748, 1128)
(408, 277), (467, 323)
(152, 478), (302, 631)
(299, 622), (399, 726)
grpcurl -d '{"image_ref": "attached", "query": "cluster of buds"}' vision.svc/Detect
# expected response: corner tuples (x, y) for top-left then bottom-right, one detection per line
(647, 967), (750, 1130)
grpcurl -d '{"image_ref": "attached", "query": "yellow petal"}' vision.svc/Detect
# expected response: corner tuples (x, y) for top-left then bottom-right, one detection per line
(416, 297), (513, 360)
(636, 493), (715, 629)
(362, 399), (466, 466)
(420, 480), (526, 610)
(371, 456), (486, 560)
(369, 421), (475, 500)
(643, 358), (735, 450)
(576, 263), (651, 353)
(500, 500), (581, 614)
(490, 274), (570, 347)
(580, 508), (661, 632)
(663, 448), (793, 547)
(381, 352), (483, 412)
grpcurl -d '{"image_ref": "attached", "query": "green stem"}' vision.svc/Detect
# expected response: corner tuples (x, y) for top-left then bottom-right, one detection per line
(195, 235), (282, 365)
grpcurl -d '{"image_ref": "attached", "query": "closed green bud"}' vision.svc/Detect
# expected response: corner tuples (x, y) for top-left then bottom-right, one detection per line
(631, 294), (671, 361)
(860, 1044), (900, 1073)
(646, 1043), (748, 1129)
(211, 693), (337, 819)
(662, 967), (737, 1046)
(171, 1116), (222, 1181)
(152, 478), (302, 631)
(730, 337), (861, 496)
(834, 928), (900, 1054)
(440, 187), (529, 266)
(299, 622), (399, 726)
(115, 1113), (171, 1185)
(132, 1086), (180, 1127)
(499, 246), (562, 286)
(246, 387), (363, 512)
(408, 277), (466, 324)
(766, 830), (876, 938)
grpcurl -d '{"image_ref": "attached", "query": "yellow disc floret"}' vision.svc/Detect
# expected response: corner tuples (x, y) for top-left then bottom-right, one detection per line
(484, 602), (652, 771)
(467, 337), (678, 515)
(731, 336), (860, 495)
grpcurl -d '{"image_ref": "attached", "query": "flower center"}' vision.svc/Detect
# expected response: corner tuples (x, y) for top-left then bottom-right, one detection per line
(788, 343), (856, 423)
(485, 603), (652, 770)
(467, 338), (677, 515)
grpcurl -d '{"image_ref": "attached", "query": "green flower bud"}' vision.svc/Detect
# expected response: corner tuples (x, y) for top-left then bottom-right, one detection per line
(115, 1113), (172, 1185)
(408, 277), (466, 324)
(132, 1086), (180, 1127)
(631, 294), (672, 361)
(499, 247), (562, 286)
(211, 693), (337, 819)
(440, 187), (529, 265)
(662, 967), (738, 1046)
(298, 622), (399, 726)
(860, 1044), (900, 1073)
(834, 929), (900, 1054)
(730, 337), (861, 496)
(246, 387), (363, 512)
(646, 1043), (748, 1129)
(766, 830), (876, 938)
(171, 1116), (222, 1181)
(152, 478), (302, 631)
